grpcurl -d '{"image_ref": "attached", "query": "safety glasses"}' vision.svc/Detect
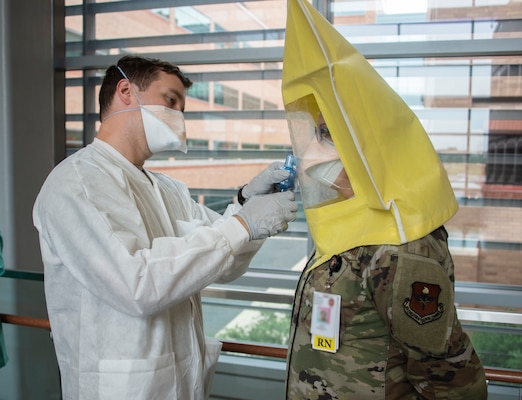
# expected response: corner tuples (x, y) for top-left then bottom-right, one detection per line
(315, 124), (334, 145)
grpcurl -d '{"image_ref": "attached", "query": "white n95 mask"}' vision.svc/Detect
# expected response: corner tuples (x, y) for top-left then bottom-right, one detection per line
(114, 66), (188, 154)
(140, 105), (187, 154)
(305, 159), (344, 188)
(300, 137), (345, 189)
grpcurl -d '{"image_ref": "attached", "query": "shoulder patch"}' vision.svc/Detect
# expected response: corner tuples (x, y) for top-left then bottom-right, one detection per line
(403, 281), (444, 325)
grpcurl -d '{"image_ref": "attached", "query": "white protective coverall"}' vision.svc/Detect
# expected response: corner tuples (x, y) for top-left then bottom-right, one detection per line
(33, 138), (263, 400)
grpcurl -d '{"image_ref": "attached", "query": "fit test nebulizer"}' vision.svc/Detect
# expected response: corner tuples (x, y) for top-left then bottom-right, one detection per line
(275, 154), (297, 192)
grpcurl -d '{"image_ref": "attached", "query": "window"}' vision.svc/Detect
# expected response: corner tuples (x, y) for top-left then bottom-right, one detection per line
(486, 133), (522, 186)
(214, 83), (239, 108)
(63, 0), (522, 374)
(242, 93), (261, 110)
(188, 82), (210, 102)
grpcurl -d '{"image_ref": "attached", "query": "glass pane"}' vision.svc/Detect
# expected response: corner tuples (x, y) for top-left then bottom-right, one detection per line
(204, 300), (292, 347)
(65, 2), (286, 54)
(64, 0), (522, 292)
(332, 0), (522, 43)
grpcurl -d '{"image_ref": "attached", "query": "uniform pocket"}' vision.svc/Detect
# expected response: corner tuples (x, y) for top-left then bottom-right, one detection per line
(98, 352), (176, 400)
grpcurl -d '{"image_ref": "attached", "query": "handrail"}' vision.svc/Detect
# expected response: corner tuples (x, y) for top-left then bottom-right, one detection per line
(1, 313), (521, 385)
(0, 314), (51, 331)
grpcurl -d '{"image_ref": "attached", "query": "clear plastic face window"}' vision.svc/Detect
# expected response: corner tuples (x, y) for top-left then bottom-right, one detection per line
(285, 95), (353, 209)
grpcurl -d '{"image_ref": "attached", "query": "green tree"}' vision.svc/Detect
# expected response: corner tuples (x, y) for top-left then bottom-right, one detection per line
(219, 311), (290, 346)
(471, 327), (522, 370)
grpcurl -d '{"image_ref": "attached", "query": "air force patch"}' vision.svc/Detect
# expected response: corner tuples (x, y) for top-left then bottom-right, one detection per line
(403, 281), (444, 325)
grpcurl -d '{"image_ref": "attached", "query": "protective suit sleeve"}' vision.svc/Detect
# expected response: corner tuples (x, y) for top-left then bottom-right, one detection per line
(367, 232), (487, 399)
(153, 173), (264, 284)
(191, 202), (263, 283)
(33, 163), (261, 318)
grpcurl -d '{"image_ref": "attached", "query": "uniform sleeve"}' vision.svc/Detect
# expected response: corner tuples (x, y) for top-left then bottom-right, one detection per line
(368, 231), (488, 399)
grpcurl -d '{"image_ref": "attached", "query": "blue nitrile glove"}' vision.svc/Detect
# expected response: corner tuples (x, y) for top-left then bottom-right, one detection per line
(236, 191), (298, 240)
(241, 162), (291, 201)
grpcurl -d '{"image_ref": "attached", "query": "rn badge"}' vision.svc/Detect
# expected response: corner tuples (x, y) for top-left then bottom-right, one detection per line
(403, 281), (444, 325)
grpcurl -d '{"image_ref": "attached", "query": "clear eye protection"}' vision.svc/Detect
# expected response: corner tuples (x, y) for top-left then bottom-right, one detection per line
(314, 124), (334, 145)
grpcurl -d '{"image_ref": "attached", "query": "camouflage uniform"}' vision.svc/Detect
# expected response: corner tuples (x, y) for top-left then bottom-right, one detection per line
(286, 227), (487, 399)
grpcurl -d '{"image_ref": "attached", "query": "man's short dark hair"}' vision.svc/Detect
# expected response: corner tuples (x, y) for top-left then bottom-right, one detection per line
(98, 55), (193, 121)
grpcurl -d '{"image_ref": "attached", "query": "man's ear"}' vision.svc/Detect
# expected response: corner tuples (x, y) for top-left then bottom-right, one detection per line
(115, 79), (133, 105)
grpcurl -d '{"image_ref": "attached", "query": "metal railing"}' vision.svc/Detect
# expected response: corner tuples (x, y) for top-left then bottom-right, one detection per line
(0, 312), (521, 385)
(1, 266), (521, 386)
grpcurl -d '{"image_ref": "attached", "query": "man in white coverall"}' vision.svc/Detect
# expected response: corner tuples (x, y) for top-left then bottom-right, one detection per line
(33, 55), (298, 400)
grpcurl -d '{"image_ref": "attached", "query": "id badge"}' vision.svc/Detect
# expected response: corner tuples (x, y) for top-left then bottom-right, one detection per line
(310, 291), (341, 353)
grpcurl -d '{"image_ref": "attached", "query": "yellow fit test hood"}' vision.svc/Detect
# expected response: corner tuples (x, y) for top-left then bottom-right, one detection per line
(282, 0), (458, 267)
